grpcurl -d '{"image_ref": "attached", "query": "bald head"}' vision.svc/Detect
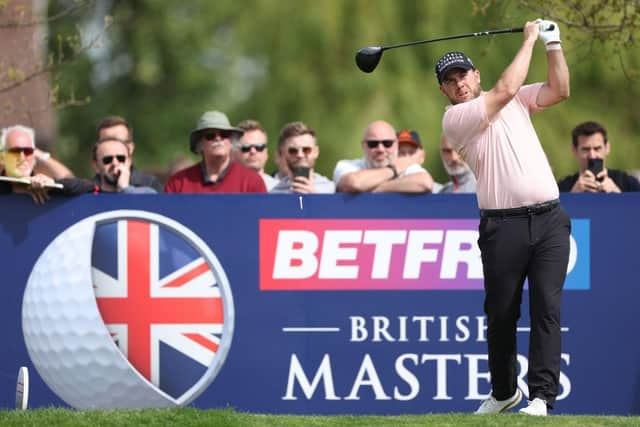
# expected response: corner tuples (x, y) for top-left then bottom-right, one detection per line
(363, 120), (396, 142)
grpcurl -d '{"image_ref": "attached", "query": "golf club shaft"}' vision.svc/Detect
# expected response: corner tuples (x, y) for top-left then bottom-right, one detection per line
(382, 27), (523, 51)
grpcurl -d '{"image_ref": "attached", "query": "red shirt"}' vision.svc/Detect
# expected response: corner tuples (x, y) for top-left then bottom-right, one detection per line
(164, 161), (267, 193)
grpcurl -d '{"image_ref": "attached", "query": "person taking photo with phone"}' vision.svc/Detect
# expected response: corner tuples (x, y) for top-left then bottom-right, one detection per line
(270, 121), (335, 194)
(557, 121), (640, 193)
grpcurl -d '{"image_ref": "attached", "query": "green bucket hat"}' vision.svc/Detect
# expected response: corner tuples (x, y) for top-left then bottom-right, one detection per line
(189, 111), (244, 153)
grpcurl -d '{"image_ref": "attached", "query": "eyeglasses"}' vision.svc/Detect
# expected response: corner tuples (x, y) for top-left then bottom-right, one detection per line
(203, 130), (233, 140)
(240, 144), (267, 153)
(4, 147), (34, 155)
(366, 140), (395, 149)
(287, 146), (313, 156)
(101, 154), (127, 165)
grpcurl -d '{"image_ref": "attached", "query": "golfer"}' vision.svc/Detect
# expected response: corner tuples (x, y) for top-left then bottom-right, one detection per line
(437, 20), (570, 416)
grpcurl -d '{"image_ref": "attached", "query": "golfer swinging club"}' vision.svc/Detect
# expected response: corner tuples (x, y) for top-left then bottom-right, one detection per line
(437, 19), (570, 416)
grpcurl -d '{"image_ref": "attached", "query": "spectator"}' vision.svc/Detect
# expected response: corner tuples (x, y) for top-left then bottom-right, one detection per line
(165, 110), (266, 193)
(438, 134), (476, 194)
(96, 115), (163, 192)
(92, 138), (156, 193)
(234, 119), (278, 190)
(0, 125), (55, 203)
(0, 125), (95, 203)
(397, 129), (442, 193)
(557, 121), (640, 192)
(333, 120), (434, 193)
(270, 121), (335, 193)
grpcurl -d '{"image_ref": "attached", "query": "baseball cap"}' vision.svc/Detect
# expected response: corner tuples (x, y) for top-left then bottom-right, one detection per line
(435, 51), (475, 84)
(397, 129), (422, 148)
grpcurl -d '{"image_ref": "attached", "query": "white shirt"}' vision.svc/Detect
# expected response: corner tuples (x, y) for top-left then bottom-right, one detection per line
(333, 157), (428, 185)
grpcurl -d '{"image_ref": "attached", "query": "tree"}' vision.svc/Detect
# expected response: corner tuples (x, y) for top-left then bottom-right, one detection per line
(45, 0), (640, 181)
(0, 0), (109, 149)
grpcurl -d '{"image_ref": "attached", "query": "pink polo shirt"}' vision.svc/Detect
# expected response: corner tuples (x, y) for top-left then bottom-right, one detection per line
(442, 83), (559, 209)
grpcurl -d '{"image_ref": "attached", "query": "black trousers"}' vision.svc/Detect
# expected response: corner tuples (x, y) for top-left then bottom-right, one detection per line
(477, 202), (570, 408)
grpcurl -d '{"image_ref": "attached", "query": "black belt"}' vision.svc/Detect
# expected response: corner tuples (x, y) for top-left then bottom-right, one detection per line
(480, 199), (559, 218)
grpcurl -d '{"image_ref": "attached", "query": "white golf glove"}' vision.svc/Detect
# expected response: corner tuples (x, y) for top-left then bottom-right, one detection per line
(538, 19), (561, 49)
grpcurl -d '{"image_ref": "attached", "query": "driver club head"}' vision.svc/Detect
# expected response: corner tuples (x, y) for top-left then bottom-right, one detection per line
(355, 46), (384, 73)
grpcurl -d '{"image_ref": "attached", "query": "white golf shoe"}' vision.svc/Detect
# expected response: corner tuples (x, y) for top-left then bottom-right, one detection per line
(519, 397), (548, 416)
(475, 388), (522, 414)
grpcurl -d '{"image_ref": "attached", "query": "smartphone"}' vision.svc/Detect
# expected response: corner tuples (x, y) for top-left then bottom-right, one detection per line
(587, 158), (603, 179)
(292, 166), (310, 179)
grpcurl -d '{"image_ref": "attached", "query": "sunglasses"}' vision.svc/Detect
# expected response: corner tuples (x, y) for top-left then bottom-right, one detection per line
(240, 144), (267, 153)
(366, 139), (395, 149)
(287, 146), (313, 156)
(5, 147), (34, 155)
(101, 154), (127, 165)
(203, 130), (233, 140)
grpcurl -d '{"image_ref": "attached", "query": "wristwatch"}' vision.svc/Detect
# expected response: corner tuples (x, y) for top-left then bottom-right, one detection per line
(386, 164), (398, 180)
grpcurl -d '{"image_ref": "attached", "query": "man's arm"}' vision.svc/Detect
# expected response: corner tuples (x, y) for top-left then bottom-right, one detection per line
(484, 21), (539, 120)
(337, 167), (396, 192)
(336, 154), (422, 193)
(33, 149), (74, 179)
(536, 22), (570, 107)
(372, 171), (434, 193)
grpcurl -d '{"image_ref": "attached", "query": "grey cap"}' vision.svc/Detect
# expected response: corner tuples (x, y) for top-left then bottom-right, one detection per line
(189, 111), (244, 153)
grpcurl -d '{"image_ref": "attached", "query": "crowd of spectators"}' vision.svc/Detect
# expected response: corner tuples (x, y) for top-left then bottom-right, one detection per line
(1, 111), (638, 204)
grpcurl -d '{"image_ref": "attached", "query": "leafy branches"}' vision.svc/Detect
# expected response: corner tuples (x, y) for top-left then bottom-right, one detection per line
(0, 0), (112, 109)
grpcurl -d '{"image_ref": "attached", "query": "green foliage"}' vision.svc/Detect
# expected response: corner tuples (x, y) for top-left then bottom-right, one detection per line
(48, 0), (640, 182)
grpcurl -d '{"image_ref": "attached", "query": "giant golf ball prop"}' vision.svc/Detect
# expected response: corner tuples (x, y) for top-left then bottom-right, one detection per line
(21, 210), (233, 409)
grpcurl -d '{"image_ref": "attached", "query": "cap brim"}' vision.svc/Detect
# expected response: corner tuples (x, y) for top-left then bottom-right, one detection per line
(189, 127), (244, 153)
(398, 139), (419, 147)
(438, 64), (474, 84)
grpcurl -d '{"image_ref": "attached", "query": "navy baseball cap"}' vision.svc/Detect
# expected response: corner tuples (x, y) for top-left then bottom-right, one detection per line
(435, 51), (475, 84)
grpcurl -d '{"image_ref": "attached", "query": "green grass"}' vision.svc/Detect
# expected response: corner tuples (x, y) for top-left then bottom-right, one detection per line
(0, 408), (639, 427)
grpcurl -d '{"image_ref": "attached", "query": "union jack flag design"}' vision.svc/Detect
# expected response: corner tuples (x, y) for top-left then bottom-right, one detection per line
(92, 219), (225, 400)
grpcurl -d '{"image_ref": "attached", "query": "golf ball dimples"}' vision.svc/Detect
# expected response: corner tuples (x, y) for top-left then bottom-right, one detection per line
(22, 215), (176, 409)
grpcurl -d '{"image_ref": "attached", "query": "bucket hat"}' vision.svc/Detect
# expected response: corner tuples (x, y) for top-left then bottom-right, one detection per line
(189, 111), (244, 153)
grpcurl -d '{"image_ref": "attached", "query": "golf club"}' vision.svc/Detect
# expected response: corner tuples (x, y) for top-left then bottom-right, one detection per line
(355, 24), (553, 73)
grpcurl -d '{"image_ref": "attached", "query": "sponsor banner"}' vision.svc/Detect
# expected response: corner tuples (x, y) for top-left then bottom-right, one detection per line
(0, 193), (637, 415)
(260, 219), (590, 290)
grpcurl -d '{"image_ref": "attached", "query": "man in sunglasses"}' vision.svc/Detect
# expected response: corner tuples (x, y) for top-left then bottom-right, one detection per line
(333, 120), (434, 193)
(92, 137), (156, 193)
(0, 125), (57, 203)
(96, 116), (163, 192)
(234, 119), (277, 191)
(165, 110), (266, 193)
(270, 121), (335, 194)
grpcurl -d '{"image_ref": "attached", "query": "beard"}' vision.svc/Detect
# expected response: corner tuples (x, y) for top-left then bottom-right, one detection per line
(366, 152), (394, 169)
(103, 171), (120, 186)
(444, 162), (470, 176)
